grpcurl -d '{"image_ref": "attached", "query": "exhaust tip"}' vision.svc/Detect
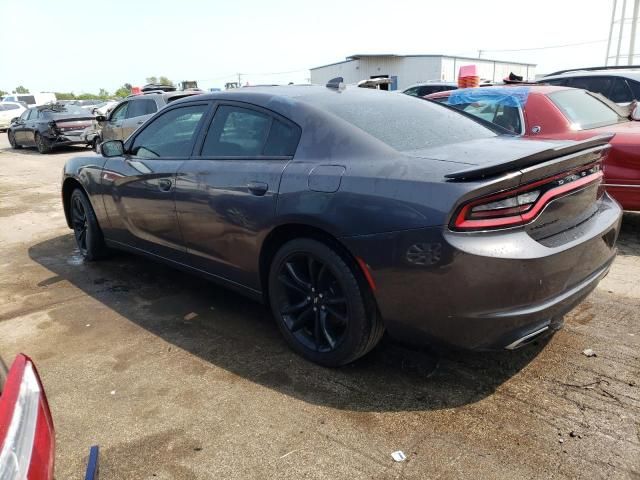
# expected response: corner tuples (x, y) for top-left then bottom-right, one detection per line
(504, 326), (549, 350)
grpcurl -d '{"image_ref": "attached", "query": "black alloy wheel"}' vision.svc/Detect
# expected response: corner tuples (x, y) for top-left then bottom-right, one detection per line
(71, 193), (89, 256)
(35, 133), (51, 154)
(269, 238), (383, 366)
(69, 189), (108, 261)
(276, 252), (349, 353)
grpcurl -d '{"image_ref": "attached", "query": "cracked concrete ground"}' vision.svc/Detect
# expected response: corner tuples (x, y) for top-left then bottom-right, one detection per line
(0, 134), (638, 479)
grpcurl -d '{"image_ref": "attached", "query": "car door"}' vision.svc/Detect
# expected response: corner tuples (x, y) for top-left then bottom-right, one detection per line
(102, 101), (128, 141)
(13, 108), (34, 143)
(101, 102), (210, 261)
(122, 98), (158, 139)
(23, 109), (42, 145)
(175, 102), (300, 289)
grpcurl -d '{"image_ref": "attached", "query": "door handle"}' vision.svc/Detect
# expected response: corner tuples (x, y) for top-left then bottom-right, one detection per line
(247, 181), (268, 196)
(158, 178), (173, 192)
(137, 120), (144, 125)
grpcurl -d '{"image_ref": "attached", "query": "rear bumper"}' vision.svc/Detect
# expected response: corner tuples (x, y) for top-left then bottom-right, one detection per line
(45, 133), (90, 147)
(342, 193), (622, 350)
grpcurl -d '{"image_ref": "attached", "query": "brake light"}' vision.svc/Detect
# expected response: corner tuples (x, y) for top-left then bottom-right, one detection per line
(453, 164), (603, 231)
(0, 355), (54, 480)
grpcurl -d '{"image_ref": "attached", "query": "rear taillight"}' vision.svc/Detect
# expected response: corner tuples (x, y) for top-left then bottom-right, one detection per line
(0, 356), (54, 480)
(452, 163), (603, 231)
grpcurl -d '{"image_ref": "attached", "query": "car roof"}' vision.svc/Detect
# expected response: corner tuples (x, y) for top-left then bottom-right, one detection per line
(542, 69), (640, 82)
(404, 82), (458, 89)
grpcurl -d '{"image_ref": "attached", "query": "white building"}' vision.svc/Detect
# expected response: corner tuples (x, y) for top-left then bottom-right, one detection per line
(310, 54), (536, 91)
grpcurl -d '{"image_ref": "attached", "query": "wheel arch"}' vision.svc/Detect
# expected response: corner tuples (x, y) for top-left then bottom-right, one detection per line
(61, 177), (88, 229)
(259, 223), (377, 307)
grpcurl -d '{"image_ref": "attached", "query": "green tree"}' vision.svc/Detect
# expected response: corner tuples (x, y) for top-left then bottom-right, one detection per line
(158, 76), (174, 86)
(98, 88), (109, 99)
(113, 84), (131, 98)
(0, 90), (7, 98)
(146, 76), (158, 85)
(15, 86), (29, 94)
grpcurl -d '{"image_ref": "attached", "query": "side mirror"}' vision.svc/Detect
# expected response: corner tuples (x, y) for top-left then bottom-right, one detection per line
(95, 115), (106, 122)
(631, 103), (640, 121)
(101, 140), (125, 158)
(10, 117), (19, 124)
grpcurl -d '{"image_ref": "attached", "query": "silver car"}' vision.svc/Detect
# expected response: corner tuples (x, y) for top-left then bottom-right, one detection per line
(96, 91), (200, 143)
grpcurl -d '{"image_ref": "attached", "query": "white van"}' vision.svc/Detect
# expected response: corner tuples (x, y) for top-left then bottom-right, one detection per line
(1, 92), (57, 107)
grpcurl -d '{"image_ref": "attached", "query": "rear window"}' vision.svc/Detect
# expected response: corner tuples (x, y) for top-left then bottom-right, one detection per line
(39, 104), (89, 118)
(548, 90), (626, 129)
(18, 95), (36, 105)
(307, 90), (495, 151)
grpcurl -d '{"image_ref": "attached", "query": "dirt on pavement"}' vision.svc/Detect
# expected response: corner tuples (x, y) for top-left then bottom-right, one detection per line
(0, 134), (638, 479)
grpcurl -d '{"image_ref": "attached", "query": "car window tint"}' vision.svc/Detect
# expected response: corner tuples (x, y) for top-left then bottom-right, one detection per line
(570, 77), (612, 97)
(127, 99), (157, 118)
(455, 100), (522, 134)
(543, 78), (567, 86)
(19, 110), (30, 121)
(263, 119), (300, 156)
(131, 104), (207, 158)
(403, 87), (418, 96)
(548, 89), (624, 129)
(610, 78), (633, 103)
(308, 90), (496, 151)
(202, 106), (271, 156)
(28, 109), (38, 120)
(19, 95), (36, 105)
(629, 80), (640, 100)
(110, 103), (128, 121)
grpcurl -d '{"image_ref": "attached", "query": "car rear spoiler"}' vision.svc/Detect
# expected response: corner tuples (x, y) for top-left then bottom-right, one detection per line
(445, 134), (614, 181)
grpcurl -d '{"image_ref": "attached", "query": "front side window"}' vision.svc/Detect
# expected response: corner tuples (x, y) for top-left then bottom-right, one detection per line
(609, 78), (633, 103)
(569, 76), (612, 97)
(19, 109), (30, 121)
(126, 99), (157, 118)
(110, 103), (128, 121)
(548, 90), (625, 129)
(131, 104), (207, 158)
(202, 106), (271, 156)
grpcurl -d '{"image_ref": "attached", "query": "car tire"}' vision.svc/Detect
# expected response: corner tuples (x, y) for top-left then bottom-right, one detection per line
(8, 131), (21, 149)
(268, 238), (384, 366)
(35, 133), (51, 154)
(69, 188), (108, 261)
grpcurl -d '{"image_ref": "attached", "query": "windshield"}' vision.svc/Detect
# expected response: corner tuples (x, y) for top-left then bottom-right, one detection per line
(304, 89), (496, 151)
(548, 90), (627, 129)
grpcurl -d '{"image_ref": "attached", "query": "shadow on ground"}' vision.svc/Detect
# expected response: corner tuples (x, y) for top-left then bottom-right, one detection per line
(28, 230), (574, 413)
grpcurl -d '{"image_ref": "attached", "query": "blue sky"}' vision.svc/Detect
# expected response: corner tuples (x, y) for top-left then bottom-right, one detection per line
(0, 0), (612, 94)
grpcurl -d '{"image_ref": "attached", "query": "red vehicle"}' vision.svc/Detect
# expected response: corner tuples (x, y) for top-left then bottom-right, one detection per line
(0, 355), (55, 479)
(426, 85), (640, 210)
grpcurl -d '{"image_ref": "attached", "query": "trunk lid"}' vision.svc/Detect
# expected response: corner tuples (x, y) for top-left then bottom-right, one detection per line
(418, 135), (613, 242)
(52, 117), (94, 133)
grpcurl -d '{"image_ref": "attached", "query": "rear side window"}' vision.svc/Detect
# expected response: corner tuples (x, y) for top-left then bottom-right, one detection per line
(455, 100), (522, 134)
(131, 104), (207, 158)
(202, 106), (271, 156)
(127, 99), (157, 118)
(264, 119), (300, 156)
(569, 76), (612, 97)
(308, 90), (495, 151)
(630, 80), (640, 100)
(609, 78), (634, 103)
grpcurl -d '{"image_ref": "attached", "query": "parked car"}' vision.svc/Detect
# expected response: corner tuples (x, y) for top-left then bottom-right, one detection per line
(0, 354), (55, 479)
(0, 101), (26, 131)
(426, 85), (640, 210)
(92, 100), (119, 116)
(94, 91), (201, 144)
(1, 92), (57, 108)
(62, 85), (621, 366)
(402, 82), (458, 97)
(7, 104), (95, 153)
(72, 99), (103, 110)
(539, 66), (640, 105)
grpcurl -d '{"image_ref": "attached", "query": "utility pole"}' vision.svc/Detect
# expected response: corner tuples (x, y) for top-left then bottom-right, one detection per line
(478, 49), (483, 59)
(238, 73), (242, 86)
(629, 0), (640, 64)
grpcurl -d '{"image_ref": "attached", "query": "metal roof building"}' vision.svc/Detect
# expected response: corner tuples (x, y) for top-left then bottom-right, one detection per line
(310, 54), (537, 91)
